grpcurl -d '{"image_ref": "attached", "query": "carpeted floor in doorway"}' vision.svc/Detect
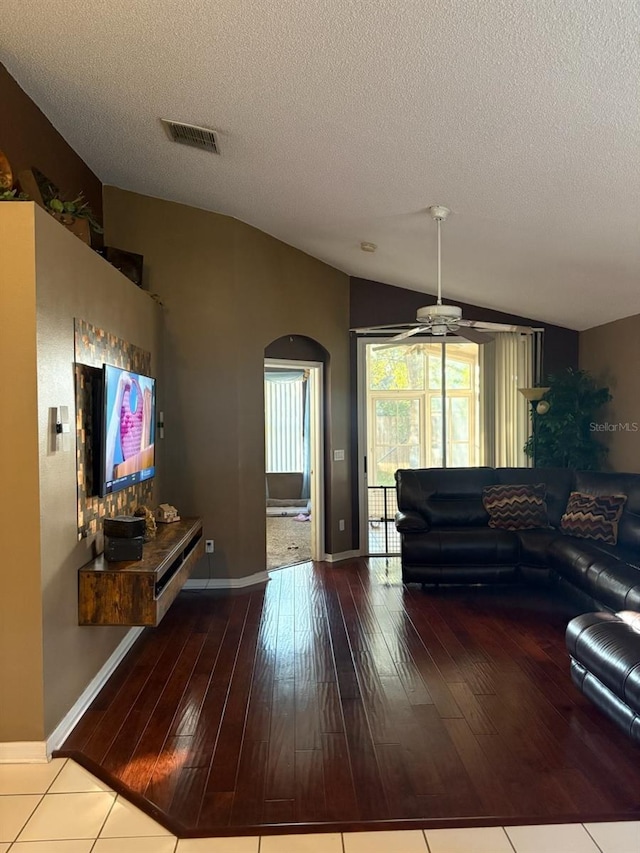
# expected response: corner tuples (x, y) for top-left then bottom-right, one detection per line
(266, 515), (311, 569)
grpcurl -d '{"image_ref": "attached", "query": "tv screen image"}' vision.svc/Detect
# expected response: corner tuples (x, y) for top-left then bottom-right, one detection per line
(102, 364), (156, 496)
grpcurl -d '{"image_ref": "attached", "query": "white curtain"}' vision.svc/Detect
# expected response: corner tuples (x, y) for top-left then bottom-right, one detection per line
(481, 333), (533, 467)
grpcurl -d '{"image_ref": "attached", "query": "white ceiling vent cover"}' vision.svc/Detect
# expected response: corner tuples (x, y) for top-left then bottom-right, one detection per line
(161, 119), (221, 154)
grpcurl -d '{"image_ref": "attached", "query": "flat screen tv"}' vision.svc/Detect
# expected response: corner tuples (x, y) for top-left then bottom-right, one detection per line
(101, 364), (156, 497)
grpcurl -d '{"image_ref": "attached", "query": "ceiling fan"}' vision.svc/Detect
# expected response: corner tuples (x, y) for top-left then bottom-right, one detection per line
(352, 205), (534, 345)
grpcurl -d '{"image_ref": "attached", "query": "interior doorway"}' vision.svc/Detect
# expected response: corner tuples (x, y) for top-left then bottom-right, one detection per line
(264, 358), (324, 569)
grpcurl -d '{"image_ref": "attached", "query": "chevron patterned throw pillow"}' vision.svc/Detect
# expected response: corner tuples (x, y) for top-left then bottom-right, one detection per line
(560, 491), (627, 545)
(482, 483), (549, 530)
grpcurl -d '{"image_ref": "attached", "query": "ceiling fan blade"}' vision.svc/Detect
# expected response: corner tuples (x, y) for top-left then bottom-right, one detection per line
(455, 327), (493, 344)
(350, 322), (421, 333)
(458, 320), (534, 334)
(390, 326), (430, 341)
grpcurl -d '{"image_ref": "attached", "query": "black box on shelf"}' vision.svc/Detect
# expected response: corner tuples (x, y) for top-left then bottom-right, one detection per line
(104, 535), (144, 562)
(103, 516), (146, 539)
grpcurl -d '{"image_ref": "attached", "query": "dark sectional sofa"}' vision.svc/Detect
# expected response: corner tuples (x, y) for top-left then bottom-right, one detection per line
(395, 466), (640, 611)
(395, 466), (640, 743)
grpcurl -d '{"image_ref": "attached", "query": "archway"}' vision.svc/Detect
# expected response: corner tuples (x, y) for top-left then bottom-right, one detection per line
(264, 335), (328, 568)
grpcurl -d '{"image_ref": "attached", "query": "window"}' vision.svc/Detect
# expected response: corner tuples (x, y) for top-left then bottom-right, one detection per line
(366, 341), (480, 484)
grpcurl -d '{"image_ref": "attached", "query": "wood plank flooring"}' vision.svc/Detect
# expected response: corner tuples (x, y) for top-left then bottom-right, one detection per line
(56, 558), (640, 836)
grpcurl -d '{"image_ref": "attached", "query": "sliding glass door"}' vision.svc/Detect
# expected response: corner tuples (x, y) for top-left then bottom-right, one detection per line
(360, 339), (480, 554)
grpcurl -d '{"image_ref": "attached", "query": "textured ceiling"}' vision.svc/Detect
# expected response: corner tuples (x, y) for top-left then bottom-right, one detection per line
(2, 0), (638, 330)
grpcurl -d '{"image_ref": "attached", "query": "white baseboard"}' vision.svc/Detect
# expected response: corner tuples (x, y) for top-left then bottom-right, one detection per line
(183, 578), (209, 590)
(0, 741), (49, 764)
(183, 571), (270, 590)
(0, 626), (144, 764)
(45, 626), (144, 757)
(323, 549), (361, 563)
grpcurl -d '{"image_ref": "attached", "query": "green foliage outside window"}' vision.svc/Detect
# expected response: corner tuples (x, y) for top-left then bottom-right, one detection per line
(370, 347), (424, 390)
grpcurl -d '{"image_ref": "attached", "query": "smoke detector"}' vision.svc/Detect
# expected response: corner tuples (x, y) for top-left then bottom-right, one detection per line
(160, 119), (221, 154)
(360, 242), (377, 253)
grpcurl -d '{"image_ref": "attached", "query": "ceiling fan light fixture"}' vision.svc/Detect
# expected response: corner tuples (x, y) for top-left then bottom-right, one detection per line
(417, 304), (462, 323)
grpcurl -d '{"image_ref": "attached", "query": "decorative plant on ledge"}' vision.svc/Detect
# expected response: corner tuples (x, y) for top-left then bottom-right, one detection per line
(46, 194), (104, 235)
(524, 367), (611, 470)
(0, 188), (29, 200)
(14, 167), (104, 244)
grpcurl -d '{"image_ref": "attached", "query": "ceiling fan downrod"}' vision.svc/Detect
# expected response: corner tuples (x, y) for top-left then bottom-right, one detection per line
(427, 205), (450, 307)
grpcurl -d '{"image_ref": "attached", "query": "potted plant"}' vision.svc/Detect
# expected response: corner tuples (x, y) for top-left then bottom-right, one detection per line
(0, 188), (29, 200)
(524, 367), (611, 470)
(45, 193), (104, 243)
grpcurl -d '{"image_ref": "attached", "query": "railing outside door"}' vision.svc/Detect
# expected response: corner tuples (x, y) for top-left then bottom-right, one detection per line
(367, 485), (400, 555)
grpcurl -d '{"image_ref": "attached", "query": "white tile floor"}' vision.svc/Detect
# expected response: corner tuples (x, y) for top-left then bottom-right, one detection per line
(0, 759), (639, 852)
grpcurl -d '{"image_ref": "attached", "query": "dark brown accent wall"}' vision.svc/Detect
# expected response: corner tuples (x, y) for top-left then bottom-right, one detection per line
(350, 277), (579, 379)
(580, 313), (640, 473)
(104, 187), (353, 573)
(265, 334), (328, 362)
(0, 63), (103, 221)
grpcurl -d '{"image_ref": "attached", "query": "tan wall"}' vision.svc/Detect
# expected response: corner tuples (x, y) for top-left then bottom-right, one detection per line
(0, 203), (162, 742)
(34, 206), (163, 735)
(103, 187), (352, 579)
(580, 313), (640, 473)
(0, 64), (103, 222)
(0, 203), (45, 741)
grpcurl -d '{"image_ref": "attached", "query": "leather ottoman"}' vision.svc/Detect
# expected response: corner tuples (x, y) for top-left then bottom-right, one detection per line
(566, 611), (640, 744)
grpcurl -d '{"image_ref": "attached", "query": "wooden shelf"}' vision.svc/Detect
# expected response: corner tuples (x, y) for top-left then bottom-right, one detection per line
(79, 518), (204, 626)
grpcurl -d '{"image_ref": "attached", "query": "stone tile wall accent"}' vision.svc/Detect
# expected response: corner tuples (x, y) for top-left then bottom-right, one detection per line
(74, 318), (153, 539)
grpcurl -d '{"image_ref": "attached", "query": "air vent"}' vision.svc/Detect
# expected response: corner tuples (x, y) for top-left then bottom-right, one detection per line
(160, 119), (221, 154)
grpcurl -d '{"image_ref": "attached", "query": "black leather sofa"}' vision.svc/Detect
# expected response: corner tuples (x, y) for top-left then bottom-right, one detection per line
(566, 611), (640, 744)
(395, 466), (640, 743)
(396, 468), (640, 742)
(395, 466), (640, 612)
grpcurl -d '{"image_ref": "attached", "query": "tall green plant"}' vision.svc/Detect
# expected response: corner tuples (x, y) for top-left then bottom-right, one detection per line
(524, 368), (611, 470)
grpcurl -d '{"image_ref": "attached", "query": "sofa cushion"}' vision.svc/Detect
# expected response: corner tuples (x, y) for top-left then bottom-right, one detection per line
(575, 471), (640, 553)
(395, 467), (495, 527)
(401, 527), (519, 567)
(560, 491), (627, 545)
(424, 498), (490, 527)
(566, 612), (640, 713)
(497, 467), (573, 528)
(548, 536), (640, 611)
(584, 539), (640, 571)
(517, 528), (560, 566)
(617, 611), (640, 633)
(483, 483), (549, 530)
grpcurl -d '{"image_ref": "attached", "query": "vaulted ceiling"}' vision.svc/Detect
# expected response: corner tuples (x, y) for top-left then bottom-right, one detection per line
(2, 0), (638, 330)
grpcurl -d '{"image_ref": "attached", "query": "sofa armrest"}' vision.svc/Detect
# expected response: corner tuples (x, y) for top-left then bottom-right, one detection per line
(395, 511), (429, 533)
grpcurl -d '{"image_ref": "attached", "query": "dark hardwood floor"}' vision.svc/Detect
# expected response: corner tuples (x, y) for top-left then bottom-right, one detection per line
(56, 558), (640, 837)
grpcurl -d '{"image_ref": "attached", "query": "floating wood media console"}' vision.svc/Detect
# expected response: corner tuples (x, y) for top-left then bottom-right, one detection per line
(79, 518), (203, 626)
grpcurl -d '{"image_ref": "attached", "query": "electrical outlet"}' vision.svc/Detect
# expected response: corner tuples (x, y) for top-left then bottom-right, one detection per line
(205, 540), (214, 553)
(339, 519), (345, 532)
